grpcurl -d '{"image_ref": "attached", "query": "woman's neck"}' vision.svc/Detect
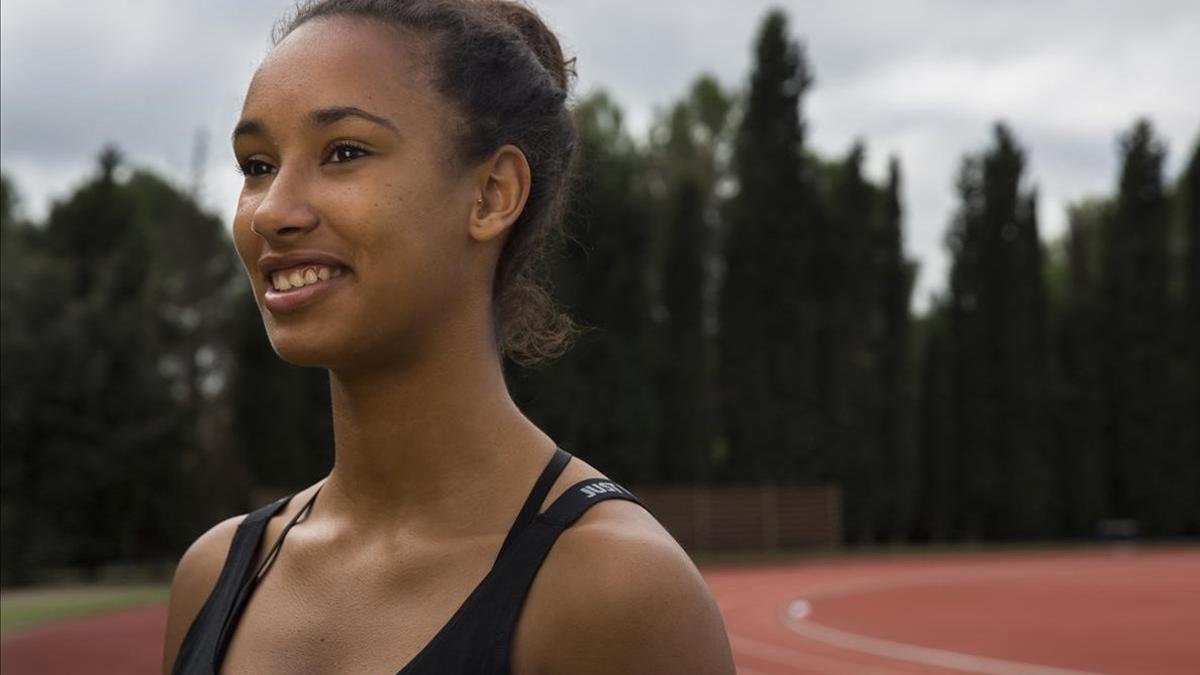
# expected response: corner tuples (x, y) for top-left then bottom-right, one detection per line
(317, 327), (554, 538)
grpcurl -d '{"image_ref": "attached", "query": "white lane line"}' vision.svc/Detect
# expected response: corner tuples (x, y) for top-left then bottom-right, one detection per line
(730, 633), (905, 675)
(781, 610), (1100, 675)
(780, 563), (1085, 604)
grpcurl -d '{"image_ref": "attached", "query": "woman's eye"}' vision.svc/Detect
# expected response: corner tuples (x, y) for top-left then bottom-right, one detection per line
(328, 143), (370, 164)
(238, 159), (274, 177)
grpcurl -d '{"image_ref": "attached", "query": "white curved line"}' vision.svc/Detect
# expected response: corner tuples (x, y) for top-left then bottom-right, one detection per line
(730, 633), (904, 674)
(736, 667), (779, 675)
(782, 611), (1100, 675)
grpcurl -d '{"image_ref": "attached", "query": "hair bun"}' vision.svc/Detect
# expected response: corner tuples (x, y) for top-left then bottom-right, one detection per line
(491, 1), (575, 91)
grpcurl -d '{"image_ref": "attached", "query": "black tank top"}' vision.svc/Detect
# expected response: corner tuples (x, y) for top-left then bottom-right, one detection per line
(171, 447), (646, 674)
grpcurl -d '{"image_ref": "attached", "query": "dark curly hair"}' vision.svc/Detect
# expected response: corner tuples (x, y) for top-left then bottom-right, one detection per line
(274, 0), (581, 367)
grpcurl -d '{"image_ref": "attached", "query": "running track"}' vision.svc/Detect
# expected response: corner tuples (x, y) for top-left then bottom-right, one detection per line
(709, 548), (1199, 674)
(2, 548), (1196, 674)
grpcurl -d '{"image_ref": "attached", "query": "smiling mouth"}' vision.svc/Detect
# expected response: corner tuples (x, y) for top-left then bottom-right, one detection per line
(268, 264), (346, 292)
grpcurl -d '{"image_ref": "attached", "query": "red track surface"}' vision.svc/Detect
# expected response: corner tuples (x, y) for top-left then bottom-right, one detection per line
(1, 548), (1196, 674)
(1, 604), (166, 675)
(707, 548), (1200, 674)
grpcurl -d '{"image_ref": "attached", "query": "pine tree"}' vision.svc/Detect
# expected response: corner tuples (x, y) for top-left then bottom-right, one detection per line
(717, 10), (817, 482)
(1182, 141), (1200, 533)
(915, 308), (956, 540)
(646, 76), (733, 484)
(875, 159), (917, 540)
(2, 151), (191, 576)
(654, 101), (715, 482)
(0, 173), (53, 582)
(0, 174), (22, 250)
(1008, 185), (1052, 536)
(657, 173), (710, 481)
(1052, 200), (1110, 536)
(821, 144), (880, 541)
(945, 125), (1051, 538)
(0, 151), (254, 579)
(128, 169), (249, 524)
(1101, 121), (1185, 534)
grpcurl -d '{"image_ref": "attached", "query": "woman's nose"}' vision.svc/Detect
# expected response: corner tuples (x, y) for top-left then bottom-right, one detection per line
(250, 168), (319, 241)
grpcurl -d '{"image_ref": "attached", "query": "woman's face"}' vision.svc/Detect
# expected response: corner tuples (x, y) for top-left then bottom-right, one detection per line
(231, 17), (483, 369)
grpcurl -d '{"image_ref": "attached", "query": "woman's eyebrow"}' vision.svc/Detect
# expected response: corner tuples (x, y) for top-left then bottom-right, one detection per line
(231, 106), (400, 144)
(310, 106), (400, 136)
(231, 119), (264, 143)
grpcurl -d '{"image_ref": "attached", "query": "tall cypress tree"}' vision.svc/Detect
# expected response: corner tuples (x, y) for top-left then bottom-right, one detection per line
(945, 125), (1050, 538)
(821, 144), (879, 540)
(915, 308), (956, 541)
(1008, 186), (1052, 536)
(654, 97), (720, 482)
(1101, 121), (1184, 534)
(946, 142), (992, 538)
(800, 146), (914, 542)
(1053, 200), (1109, 536)
(1183, 141), (1200, 533)
(875, 159), (917, 540)
(0, 174), (21, 251)
(658, 172), (710, 481)
(1186, 143), (1200, 399)
(717, 10), (817, 482)
(0, 174), (50, 582)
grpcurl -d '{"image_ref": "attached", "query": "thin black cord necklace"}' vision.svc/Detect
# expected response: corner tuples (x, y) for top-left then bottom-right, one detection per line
(212, 484), (325, 669)
(252, 484), (323, 583)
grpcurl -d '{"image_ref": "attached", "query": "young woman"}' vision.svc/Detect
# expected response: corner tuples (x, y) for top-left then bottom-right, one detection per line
(161, 1), (736, 673)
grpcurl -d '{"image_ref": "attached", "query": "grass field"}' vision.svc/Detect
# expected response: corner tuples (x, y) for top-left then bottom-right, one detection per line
(0, 583), (169, 635)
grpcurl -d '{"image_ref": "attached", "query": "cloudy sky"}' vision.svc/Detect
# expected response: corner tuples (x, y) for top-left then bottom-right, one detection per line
(2, 0), (1197, 309)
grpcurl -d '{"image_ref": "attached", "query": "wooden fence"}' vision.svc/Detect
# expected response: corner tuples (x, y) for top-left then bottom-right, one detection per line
(628, 484), (842, 553)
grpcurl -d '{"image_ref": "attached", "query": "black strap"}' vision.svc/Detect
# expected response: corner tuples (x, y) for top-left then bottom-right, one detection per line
(481, 477), (645, 668)
(171, 494), (293, 675)
(494, 446), (572, 562)
(538, 478), (645, 526)
(211, 487), (321, 669)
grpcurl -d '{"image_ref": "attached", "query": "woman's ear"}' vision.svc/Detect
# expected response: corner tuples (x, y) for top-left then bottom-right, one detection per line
(469, 144), (531, 243)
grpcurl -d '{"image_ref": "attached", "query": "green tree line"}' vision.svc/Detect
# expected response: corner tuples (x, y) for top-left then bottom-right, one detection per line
(2, 9), (1197, 582)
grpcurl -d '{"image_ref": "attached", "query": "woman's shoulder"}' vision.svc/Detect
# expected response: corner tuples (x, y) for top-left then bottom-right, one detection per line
(537, 455), (697, 577)
(161, 511), (247, 673)
(519, 457), (736, 674)
(160, 483), (321, 673)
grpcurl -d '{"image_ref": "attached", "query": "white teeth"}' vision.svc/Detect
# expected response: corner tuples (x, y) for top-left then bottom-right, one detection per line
(271, 265), (341, 292)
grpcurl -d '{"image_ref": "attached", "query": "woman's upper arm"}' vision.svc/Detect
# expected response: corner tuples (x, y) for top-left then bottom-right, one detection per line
(537, 524), (737, 675)
(160, 515), (244, 675)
